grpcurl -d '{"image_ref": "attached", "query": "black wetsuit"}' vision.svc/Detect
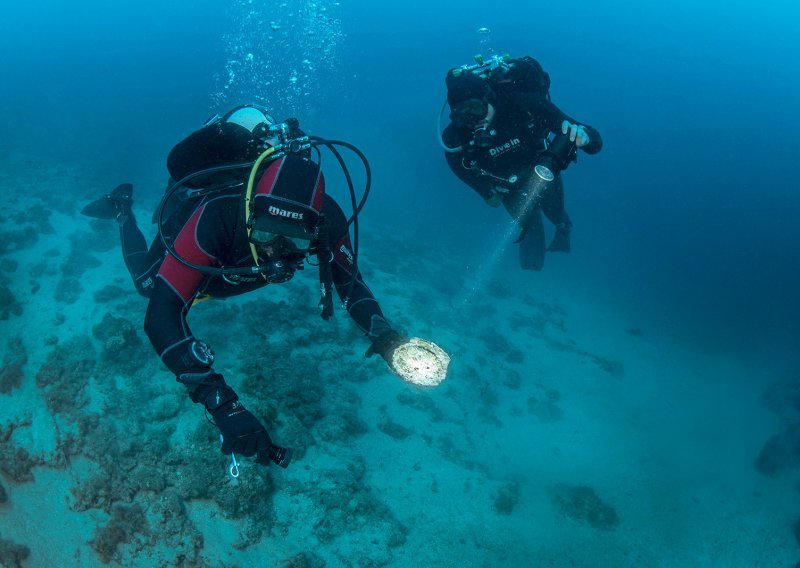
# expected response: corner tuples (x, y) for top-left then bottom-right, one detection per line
(443, 65), (603, 270)
(118, 189), (392, 377)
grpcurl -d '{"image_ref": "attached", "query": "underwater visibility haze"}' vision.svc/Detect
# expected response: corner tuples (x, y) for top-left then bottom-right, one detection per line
(0, 0), (799, 566)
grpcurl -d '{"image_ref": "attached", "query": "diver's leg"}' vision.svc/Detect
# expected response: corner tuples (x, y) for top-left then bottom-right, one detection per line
(518, 208), (546, 271)
(82, 184), (163, 297)
(541, 176), (572, 253)
(504, 176), (546, 270)
(119, 212), (164, 297)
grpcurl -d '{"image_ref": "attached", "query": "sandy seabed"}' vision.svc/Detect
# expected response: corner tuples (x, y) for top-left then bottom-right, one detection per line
(1, 153), (798, 568)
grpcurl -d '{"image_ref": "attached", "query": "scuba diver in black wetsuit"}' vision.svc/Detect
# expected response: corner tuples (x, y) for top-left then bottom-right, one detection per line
(439, 54), (603, 271)
(82, 105), (449, 469)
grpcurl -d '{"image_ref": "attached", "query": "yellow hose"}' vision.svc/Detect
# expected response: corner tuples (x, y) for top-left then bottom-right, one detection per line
(244, 146), (279, 269)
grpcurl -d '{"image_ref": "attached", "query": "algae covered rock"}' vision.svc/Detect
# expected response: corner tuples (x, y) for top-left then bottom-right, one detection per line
(551, 483), (619, 530)
(0, 337), (27, 393)
(91, 313), (145, 372)
(0, 534), (30, 568)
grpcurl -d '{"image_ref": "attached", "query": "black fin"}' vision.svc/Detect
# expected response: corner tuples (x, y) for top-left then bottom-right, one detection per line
(80, 183), (133, 219)
(547, 228), (571, 253)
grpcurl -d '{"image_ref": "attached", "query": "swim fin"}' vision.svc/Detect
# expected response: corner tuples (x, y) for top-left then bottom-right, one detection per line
(547, 227), (571, 253)
(81, 183), (133, 219)
(518, 209), (546, 271)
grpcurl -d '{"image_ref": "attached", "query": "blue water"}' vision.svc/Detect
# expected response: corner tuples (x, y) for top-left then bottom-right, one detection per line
(1, 0), (799, 565)
(6, 0), (797, 356)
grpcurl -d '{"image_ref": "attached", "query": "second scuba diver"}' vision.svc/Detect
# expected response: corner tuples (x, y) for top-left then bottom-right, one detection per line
(439, 54), (603, 271)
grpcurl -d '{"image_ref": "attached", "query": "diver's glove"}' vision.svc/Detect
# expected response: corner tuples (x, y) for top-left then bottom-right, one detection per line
(211, 399), (271, 457)
(179, 371), (292, 468)
(561, 121), (590, 148)
(365, 330), (406, 364)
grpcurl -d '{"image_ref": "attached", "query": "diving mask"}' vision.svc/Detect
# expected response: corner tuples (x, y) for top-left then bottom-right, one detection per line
(250, 230), (313, 252)
(450, 98), (488, 128)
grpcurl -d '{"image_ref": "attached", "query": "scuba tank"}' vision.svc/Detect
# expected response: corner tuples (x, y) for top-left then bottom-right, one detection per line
(155, 115), (372, 318)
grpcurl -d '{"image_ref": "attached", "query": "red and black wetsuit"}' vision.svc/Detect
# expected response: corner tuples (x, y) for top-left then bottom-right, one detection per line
(119, 191), (392, 377)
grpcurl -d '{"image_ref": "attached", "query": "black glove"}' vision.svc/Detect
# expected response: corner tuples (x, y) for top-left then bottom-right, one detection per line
(178, 371), (292, 467)
(211, 401), (293, 467)
(211, 399), (273, 457)
(365, 330), (406, 363)
(255, 444), (293, 469)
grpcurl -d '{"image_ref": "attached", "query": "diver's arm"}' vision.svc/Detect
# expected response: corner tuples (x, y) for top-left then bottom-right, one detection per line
(145, 204), (220, 375)
(330, 235), (395, 341)
(322, 202), (449, 383)
(540, 99), (603, 154)
(328, 234), (414, 370)
(145, 202), (290, 467)
(144, 280), (203, 374)
(322, 197), (396, 341)
(509, 92), (603, 154)
(338, 272), (395, 340)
